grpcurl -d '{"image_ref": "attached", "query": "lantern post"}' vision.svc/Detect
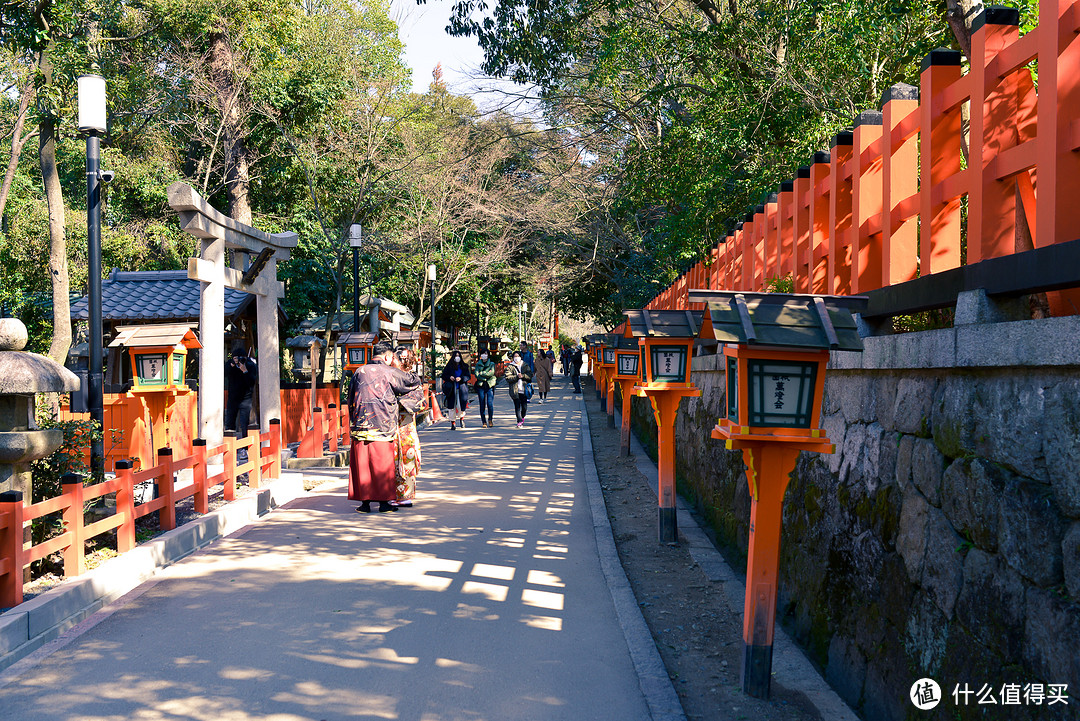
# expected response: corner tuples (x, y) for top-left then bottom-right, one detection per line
(600, 335), (619, 428)
(611, 334), (641, 455)
(623, 310), (703, 543)
(691, 289), (867, 700)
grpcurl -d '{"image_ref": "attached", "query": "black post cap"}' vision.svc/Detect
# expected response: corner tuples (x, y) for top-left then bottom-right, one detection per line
(972, 6), (1020, 32)
(813, 150), (831, 164)
(313, 407), (322, 413)
(744, 213), (755, 223)
(780, 180), (794, 192)
(223, 430), (236, 438)
(832, 131), (854, 147)
(270, 418), (280, 425)
(158, 447), (172, 456)
(754, 204), (766, 215)
(0, 490), (23, 502)
(765, 193), (778, 204)
(797, 165), (812, 178)
(116, 460), (133, 469)
(880, 83), (919, 109)
(855, 110), (883, 127)
(328, 403), (336, 409)
(921, 48), (962, 72)
(193, 438), (206, 446)
(61, 473), (83, 485)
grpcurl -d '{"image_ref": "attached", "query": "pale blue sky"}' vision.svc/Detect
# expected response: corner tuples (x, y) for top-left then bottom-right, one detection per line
(390, 0), (486, 94)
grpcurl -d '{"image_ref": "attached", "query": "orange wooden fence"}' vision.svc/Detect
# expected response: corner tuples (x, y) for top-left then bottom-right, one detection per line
(297, 404), (351, 459)
(0, 420), (282, 608)
(648, 1), (1080, 316)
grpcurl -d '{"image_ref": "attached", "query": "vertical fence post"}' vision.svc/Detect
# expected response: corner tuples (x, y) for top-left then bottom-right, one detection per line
(269, 418), (282, 479)
(192, 439), (208, 514)
(115, 461), (136, 553)
(882, 83), (920, 287)
(852, 111), (884, 295)
(157, 448), (176, 532)
(919, 48), (964, 274)
(247, 429), (262, 489)
(327, 403), (339, 454)
(829, 132), (854, 295)
(61, 473), (86, 577)
(0, 490), (25, 607)
(778, 183), (794, 284)
(223, 431), (237, 502)
(764, 194), (779, 283)
(810, 150), (832, 294)
(969, 8), (1022, 264)
(794, 167), (812, 294)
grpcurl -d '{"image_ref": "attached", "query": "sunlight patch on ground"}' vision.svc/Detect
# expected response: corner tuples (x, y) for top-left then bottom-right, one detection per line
(453, 603), (499, 620)
(521, 588), (564, 611)
(526, 569), (564, 588)
(521, 614), (563, 631)
(460, 581), (509, 602)
(470, 562), (515, 580)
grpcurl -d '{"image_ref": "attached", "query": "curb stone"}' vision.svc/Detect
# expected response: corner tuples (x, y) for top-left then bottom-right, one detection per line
(578, 394), (688, 721)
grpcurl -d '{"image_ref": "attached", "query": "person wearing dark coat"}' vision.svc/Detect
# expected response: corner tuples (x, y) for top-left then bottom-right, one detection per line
(225, 345), (257, 461)
(504, 351), (533, 427)
(570, 347), (584, 394)
(441, 352), (471, 429)
(348, 341), (423, 512)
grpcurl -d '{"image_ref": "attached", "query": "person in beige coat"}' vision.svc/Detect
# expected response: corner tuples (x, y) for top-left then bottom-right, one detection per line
(533, 350), (554, 402)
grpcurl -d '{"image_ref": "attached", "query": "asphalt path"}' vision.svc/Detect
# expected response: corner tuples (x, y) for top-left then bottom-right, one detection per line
(0, 378), (653, 721)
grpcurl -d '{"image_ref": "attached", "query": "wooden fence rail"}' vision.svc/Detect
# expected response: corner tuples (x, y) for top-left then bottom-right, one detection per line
(648, 1), (1080, 318)
(0, 419), (282, 609)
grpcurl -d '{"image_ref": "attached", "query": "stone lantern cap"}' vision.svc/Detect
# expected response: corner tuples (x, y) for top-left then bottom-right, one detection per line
(0, 319), (79, 394)
(286, 335), (323, 349)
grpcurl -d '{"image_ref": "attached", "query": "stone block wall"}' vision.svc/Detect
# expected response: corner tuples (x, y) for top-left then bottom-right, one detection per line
(627, 312), (1080, 721)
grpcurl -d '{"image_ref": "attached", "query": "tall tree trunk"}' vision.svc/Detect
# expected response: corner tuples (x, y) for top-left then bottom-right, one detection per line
(38, 43), (71, 366)
(0, 83), (36, 223)
(208, 30), (252, 226)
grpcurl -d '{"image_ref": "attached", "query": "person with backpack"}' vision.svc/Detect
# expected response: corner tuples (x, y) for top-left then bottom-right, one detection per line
(504, 351), (533, 427)
(570, 346), (584, 394)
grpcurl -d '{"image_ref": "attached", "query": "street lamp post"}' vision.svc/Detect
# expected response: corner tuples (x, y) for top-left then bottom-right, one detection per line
(427, 264), (437, 386)
(520, 300), (528, 344)
(79, 74), (107, 483)
(349, 224), (362, 333)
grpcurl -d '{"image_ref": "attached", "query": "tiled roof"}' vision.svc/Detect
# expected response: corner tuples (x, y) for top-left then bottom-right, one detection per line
(70, 269), (254, 322)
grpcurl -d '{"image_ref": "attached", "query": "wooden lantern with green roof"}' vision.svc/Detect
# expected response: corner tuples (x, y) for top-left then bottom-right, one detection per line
(338, 332), (378, 372)
(689, 289), (866, 701)
(110, 324), (201, 391)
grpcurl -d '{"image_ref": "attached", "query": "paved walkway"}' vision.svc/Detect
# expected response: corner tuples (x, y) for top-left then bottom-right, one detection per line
(0, 379), (668, 721)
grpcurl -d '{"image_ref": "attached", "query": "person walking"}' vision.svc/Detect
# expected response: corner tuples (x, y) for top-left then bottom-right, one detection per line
(504, 351), (533, 427)
(224, 344), (257, 463)
(347, 341), (423, 513)
(533, 349), (554, 403)
(561, 346), (571, 377)
(473, 349), (498, 427)
(570, 345), (583, 394)
(391, 346), (426, 507)
(518, 341), (535, 373)
(441, 351), (470, 429)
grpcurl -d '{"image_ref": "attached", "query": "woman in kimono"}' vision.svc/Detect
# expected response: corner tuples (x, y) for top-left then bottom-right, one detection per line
(391, 346), (426, 507)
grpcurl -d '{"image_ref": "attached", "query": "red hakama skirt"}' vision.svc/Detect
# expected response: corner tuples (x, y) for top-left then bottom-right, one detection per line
(348, 438), (397, 502)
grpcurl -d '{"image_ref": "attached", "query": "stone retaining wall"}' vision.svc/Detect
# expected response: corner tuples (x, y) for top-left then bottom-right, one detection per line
(626, 306), (1080, 721)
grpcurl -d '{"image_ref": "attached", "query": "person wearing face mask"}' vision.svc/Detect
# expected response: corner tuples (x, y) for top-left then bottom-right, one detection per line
(390, 346), (426, 507)
(533, 348), (554, 403)
(441, 351), (471, 429)
(473, 349), (498, 427)
(503, 351), (533, 428)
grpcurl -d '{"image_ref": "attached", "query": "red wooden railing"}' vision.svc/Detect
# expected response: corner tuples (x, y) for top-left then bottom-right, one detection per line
(647, 1), (1080, 316)
(0, 419), (282, 608)
(297, 403), (351, 459)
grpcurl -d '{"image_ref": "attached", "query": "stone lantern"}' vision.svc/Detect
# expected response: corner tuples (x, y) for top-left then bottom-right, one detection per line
(0, 319), (80, 582)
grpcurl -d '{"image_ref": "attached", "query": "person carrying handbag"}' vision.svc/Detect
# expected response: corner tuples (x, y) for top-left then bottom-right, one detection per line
(504, 351), (533, 428)
(441, 352), (471, 429)
(473, 350), (498, 427)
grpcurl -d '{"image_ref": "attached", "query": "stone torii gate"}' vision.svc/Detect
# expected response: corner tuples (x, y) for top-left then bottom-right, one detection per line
(168, 182), (298, 447)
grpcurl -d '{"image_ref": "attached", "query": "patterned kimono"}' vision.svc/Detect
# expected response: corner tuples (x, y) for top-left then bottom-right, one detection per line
(395, 385), (427, 501)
